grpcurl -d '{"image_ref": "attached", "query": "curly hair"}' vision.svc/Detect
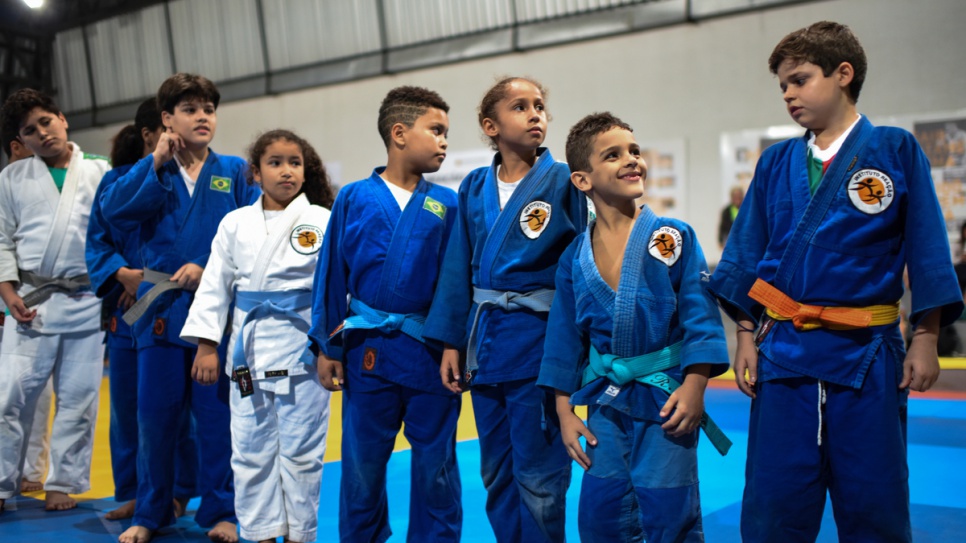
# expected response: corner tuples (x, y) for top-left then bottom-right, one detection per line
(768, 21), (867, 102)
(1, 88), (61, 156)
(247, 129), (334, 209)
(477, 76), (549, 150)
(565, 112), (633, 174)
(376, 86), (449, 147)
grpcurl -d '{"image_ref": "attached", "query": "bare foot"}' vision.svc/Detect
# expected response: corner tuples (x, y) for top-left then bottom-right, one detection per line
(207, 521), (238, 543)
(119, 525), (153, 543)
(21, 479), (43, 492)
(173, 497), (189, 518)
(105, 499), (135, 520)
(45, 490), (77, 511)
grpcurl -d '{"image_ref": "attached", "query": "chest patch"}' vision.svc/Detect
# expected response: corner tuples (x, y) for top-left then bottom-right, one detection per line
(847, 169), (894, 214)
(290, 224), (323, 255)
(648, 226), (683, 267)
(210, 175), (232, 193)
(520, 201), (552, 239)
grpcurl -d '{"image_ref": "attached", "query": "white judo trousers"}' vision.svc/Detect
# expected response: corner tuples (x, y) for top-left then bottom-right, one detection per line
(22, 377), (52, 483)
(181, 194), (332, 541)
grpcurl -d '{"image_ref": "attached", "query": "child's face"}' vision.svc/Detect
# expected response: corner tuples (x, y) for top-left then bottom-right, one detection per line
(574, 127), (646, 202)
(776, 59), (851, 131)
(162, 98), (217, 150)
(483, 79), (547, 153)
(253, 139), (304, 210)
(401, 107), (449, 174)
(18, 107), (69, 162)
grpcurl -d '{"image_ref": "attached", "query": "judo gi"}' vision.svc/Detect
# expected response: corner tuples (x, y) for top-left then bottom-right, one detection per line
(100, 151), (258, 530)
(0, 144), (108, 500)
(539, 207), (729, 543)
(182, 193), (331, 542)
(308, 169), (461, 543)
(708, 117), (964, 542)
(423, 148), (586, 543)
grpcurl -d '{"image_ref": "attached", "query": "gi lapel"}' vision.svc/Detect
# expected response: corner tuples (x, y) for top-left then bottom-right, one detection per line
(478, 148), (556, 287)
(38, 143), (83, 277)
(249, 194), (309, 290)
(612, 206), (657, 358)
(375, 178), (430, 308)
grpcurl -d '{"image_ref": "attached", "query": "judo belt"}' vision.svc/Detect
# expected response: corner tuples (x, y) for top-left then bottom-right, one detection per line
(232, 289), (315, 379)
(329, 298), (426, 343)
(581, 342), (733, 456)
(748, 278), (899, 332)
(121, 269), (181, 326)
(465, 287), (555, 384)
(18, 270), (91, 307)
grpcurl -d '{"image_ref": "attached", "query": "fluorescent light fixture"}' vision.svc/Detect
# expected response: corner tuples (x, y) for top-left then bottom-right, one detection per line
(23, 0), (45, 9)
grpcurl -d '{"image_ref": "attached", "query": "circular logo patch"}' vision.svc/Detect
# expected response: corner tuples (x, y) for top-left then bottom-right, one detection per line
(291, 224), (323, 255)
(109, 316), (118, 334)
(847, 169), (894, 214)
(153, 317), (166, 336)
(519, 201), (552, 240)
(648, 226), (683, 266)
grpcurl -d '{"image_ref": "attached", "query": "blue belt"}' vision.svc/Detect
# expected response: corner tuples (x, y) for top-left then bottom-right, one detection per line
(329, 297), (426, 344)
(464, 287), (555, 383)
(583, 343), (732, 456)
(232, 289), (315, 372)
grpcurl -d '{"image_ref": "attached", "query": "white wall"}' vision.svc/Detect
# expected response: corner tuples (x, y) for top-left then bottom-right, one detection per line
(70, 0), (966, 259)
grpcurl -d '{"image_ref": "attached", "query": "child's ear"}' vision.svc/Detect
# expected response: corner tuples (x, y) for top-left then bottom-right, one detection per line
(570, 170), (591, 193)
(251, 165), (262, 184)
(481, 117), (499, 139)
(161, 110), (173, 130)
(58, 112), (68, 130)
(835, 61), (854, 88)
(390, 122), (407, 148)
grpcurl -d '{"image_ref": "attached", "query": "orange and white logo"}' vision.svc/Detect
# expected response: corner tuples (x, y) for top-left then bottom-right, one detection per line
(520, 201), (552, 240)
(649, 226), (683, 266)
(847, 169), (894, 214)
(291, 224), (323, 255)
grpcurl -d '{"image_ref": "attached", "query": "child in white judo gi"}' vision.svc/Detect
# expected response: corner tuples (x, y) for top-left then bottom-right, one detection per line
(182, 129), (334, 543)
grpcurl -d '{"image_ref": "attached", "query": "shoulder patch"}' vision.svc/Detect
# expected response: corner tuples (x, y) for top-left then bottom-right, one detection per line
(423, 196), (446, 220)
(520, 201), (552, 239)
(847, 169), (894, 214)
(291, 224), (323, 255)
(648, 226), (683, 266)
(210, 175), (232, 193)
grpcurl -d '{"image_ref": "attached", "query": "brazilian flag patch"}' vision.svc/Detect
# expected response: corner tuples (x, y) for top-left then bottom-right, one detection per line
(423, 196), (446, 220)
(210, 175), (231, 193)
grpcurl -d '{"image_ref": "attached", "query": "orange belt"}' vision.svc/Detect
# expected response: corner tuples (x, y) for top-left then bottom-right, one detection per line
(748, 278), (900, 331)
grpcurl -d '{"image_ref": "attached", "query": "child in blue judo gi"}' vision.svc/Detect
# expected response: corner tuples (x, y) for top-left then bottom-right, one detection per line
(308, 86), (461, 543)
(423, 76), (586, 543)
(86, 97), (198, 521)
(0, 89), (110, 513)
(708, 21), (964, 542)
(539, 112), (730, 543)
(102, 73), (259, 543)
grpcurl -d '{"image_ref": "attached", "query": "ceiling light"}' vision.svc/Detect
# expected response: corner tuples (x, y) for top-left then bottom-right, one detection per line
(23, 0), (45, 9)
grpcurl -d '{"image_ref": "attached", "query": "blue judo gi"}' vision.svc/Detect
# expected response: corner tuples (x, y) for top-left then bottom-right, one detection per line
(307, 169), (461, 543)
(100, 151), (257, 530)
(709, 117), (964, 542)
(539, 207), (729, 543)
(86, 164), (198, 505)
(423, 149), (587, 543)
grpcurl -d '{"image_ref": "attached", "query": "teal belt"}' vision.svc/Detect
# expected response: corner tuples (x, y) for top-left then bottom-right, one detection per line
(582, 342), (732, 456)
(330, 297), (426, 343)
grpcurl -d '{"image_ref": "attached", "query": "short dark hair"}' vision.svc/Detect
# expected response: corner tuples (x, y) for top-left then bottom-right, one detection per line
(1, 88), (62, 155)
(477, 76), (549, 150)
(566, 112), (633, 173)
(111, 97), (162, 167)
(156, 73), (221, 114)
(247, 129), (335, 209)
(377, 86), (449, 147)
(1, 125), (18, 159)
(768, 21), (867, 102)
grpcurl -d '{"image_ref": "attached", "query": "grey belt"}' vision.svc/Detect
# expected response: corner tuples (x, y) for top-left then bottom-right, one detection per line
(19, 269), (91, 307)
(121, 268), (182, 326)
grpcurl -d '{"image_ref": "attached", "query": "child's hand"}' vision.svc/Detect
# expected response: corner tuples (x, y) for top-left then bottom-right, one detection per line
(439, 346), (464, 394)
(191, 341), (221, 386)
(660, 369), (709, 437)
(0, 283), (36, 324)
(152, 129), (184, 170)
(556, 393), (596, 470)
(115, 266), (143, 297)
(318, 354), (344, 391)
(734, 325), (758, 399)
(118, 291), (137, 310)
(171, 263), (204, 292)
(900, 310), (941, 392)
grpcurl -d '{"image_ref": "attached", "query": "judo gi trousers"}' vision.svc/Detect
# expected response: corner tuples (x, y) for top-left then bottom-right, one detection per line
(230, 373), (330, 542)
(132, 344), (235, 530)
(742, 348), (911, 542)
(578, 405), (702, 543)
(0, 325), (104, 499)
(471, 377), (571, 543)
(340, 381), (462, 543)
(22, 377), (52, 483)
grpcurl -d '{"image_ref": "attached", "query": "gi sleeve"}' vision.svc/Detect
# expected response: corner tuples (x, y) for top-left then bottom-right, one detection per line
(537, 240), (586, 394)
(180, 215), (236, 345)
(308, 189), (350, 359)
(85, 171), (132, 298)
(99, 155), (170, 229)
(676, 223), (730, 377)
(0, 170), (20, 284)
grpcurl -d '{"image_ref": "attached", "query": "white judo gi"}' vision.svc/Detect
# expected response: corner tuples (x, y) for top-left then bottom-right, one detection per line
(0, 144), (108, 499)
(181, 193), (331, 542)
